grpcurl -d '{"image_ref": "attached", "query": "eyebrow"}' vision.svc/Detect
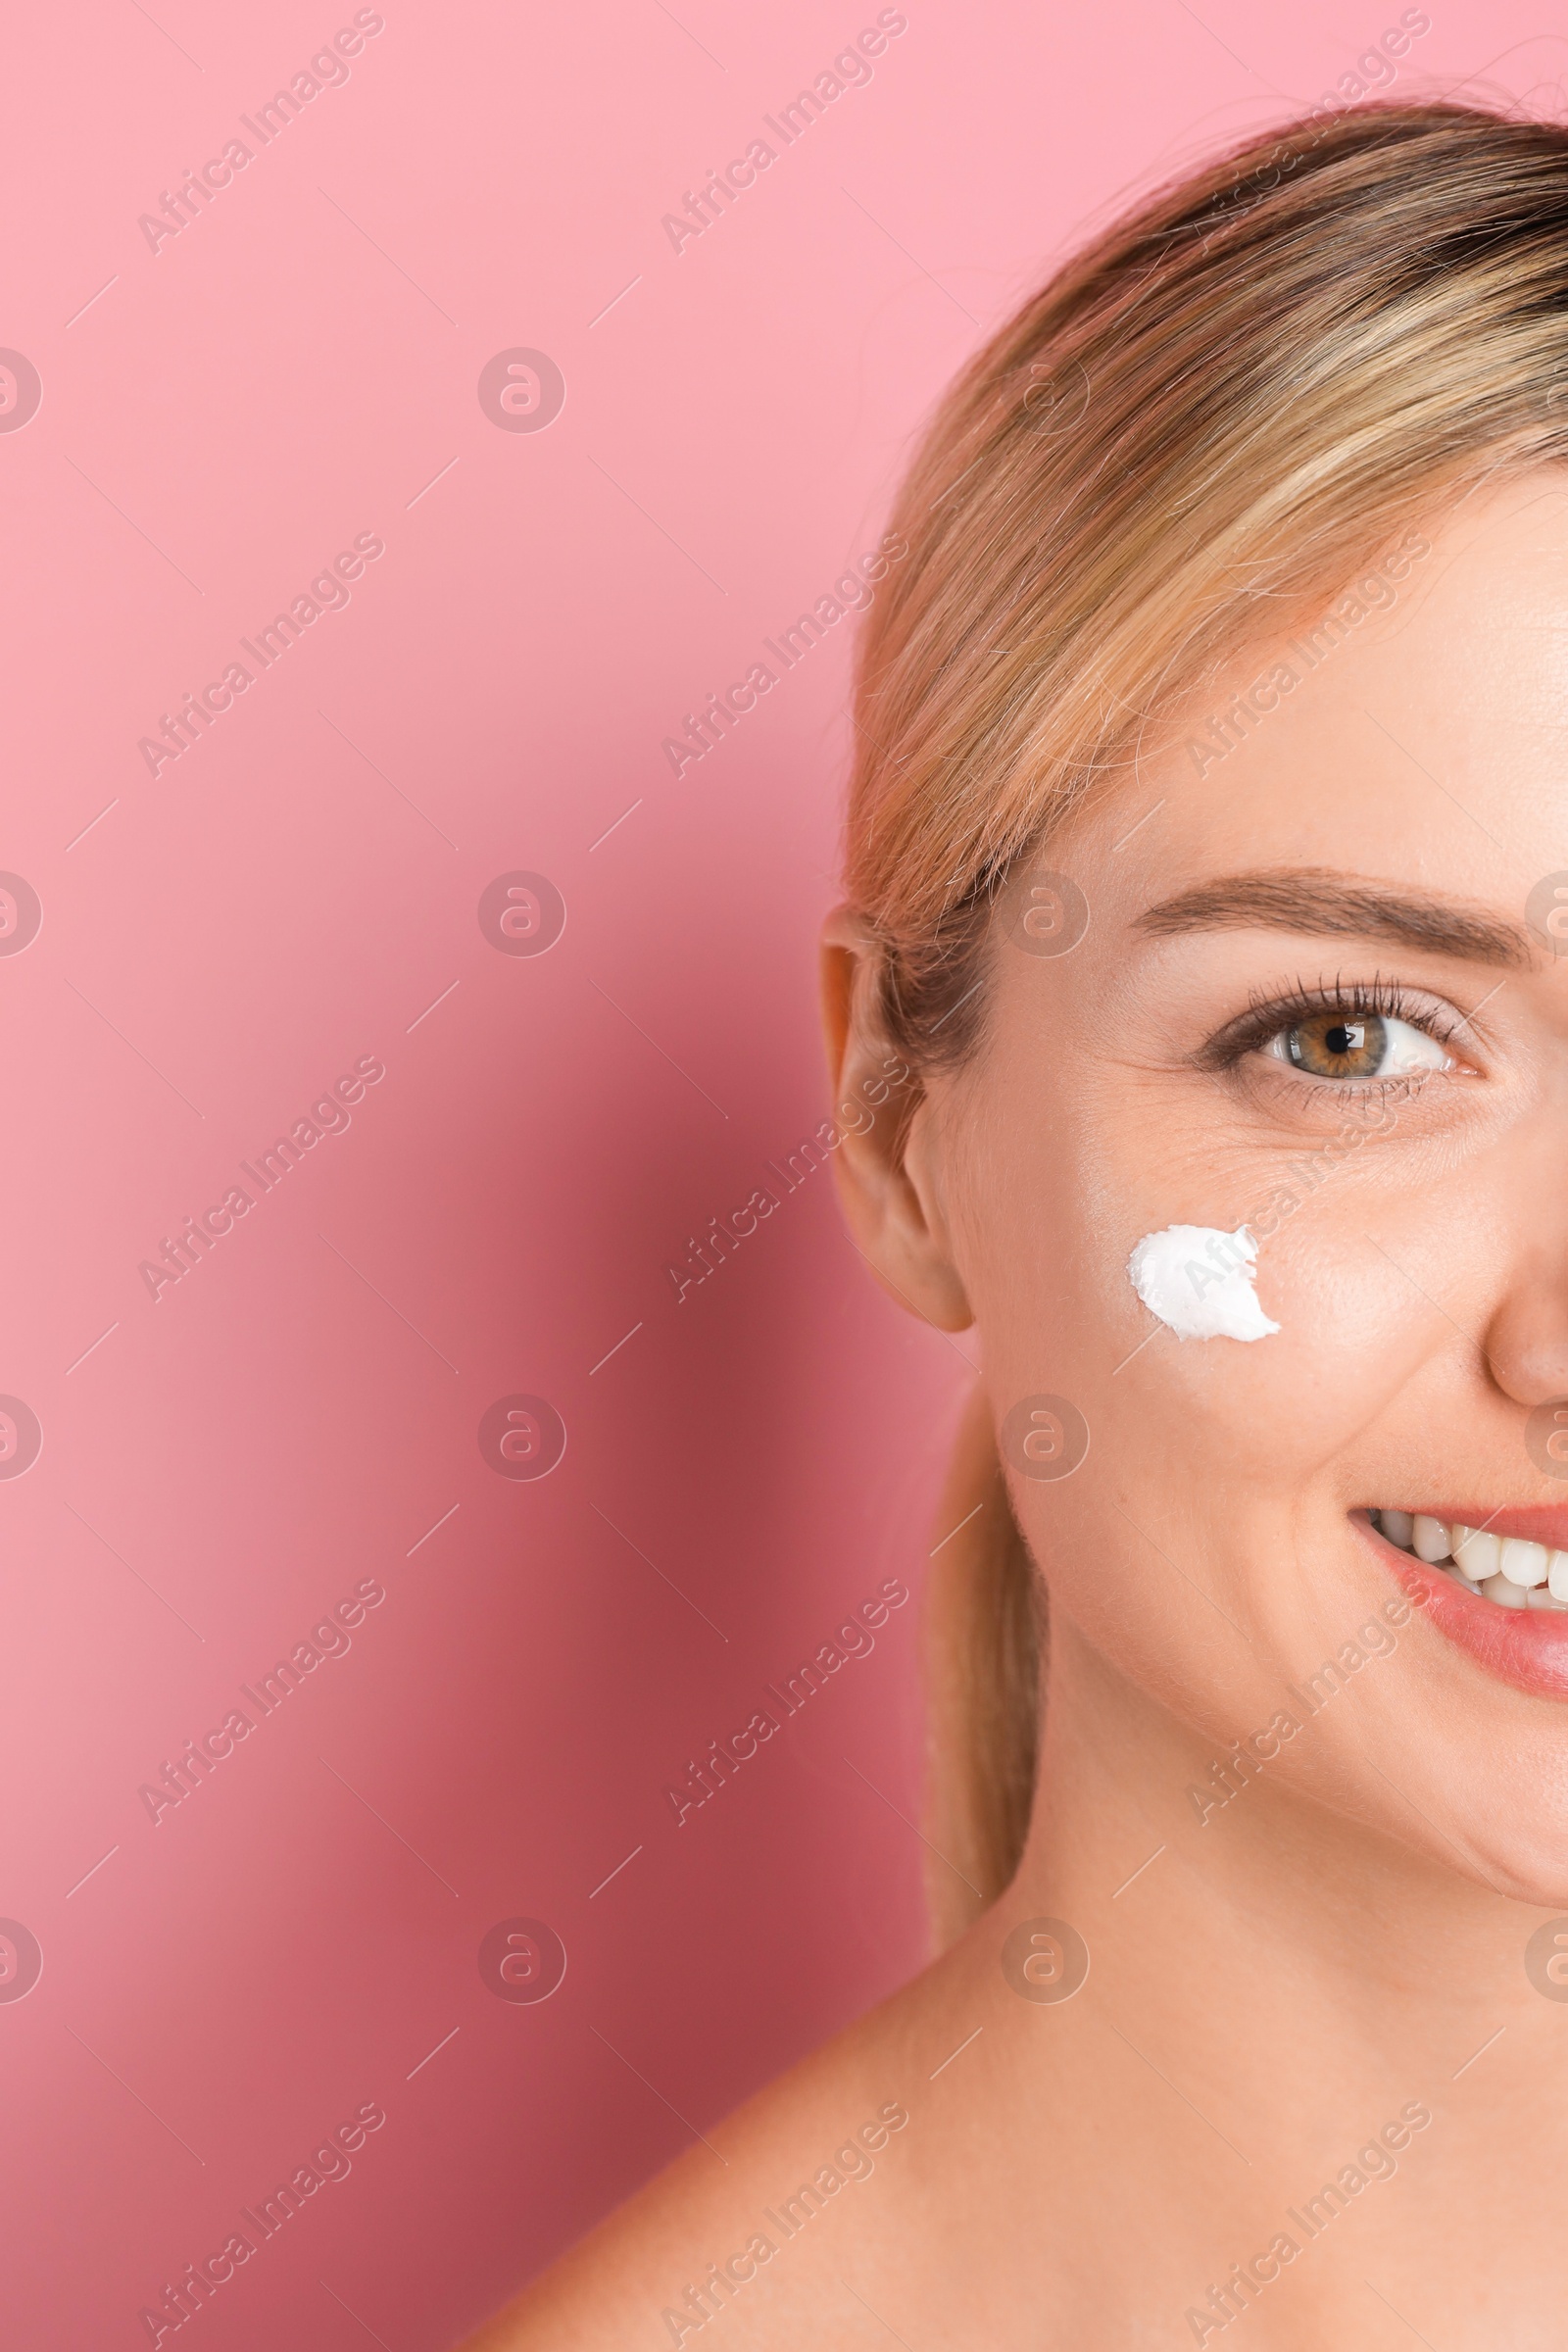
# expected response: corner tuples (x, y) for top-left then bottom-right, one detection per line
(1136, 868), (1532, 968)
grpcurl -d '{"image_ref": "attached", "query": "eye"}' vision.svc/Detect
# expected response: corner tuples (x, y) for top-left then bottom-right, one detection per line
(1196, 978), (1484, 1088)
(1263, 1009), (1456, 1081)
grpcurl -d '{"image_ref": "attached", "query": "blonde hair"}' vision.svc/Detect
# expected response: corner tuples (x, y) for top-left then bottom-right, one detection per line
(842, 101), (1568, 1947)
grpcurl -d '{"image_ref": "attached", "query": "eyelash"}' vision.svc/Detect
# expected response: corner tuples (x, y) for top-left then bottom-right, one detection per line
(1197, 975), (1469, 1082)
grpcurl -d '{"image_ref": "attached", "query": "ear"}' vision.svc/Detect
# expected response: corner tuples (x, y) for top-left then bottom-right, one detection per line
(819, 906), (974, 1333)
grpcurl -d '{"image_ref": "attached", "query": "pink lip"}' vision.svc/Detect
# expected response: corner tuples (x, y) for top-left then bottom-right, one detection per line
(1357, 1515), (1568, 1700)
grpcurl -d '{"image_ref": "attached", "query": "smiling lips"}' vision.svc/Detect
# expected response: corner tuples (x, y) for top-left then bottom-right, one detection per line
(1366, 1507), (1568, 1701)
(1373, 1507), (1568, 1609)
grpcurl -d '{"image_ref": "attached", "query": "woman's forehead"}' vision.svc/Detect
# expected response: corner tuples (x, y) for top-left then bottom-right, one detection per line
(1055, 478), (1568, 924)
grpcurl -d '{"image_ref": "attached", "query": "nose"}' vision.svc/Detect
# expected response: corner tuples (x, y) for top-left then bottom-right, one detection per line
(1482, 1256), (1568, 1407)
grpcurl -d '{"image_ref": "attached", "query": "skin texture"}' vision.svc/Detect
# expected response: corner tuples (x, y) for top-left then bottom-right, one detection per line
(464, 474), (1568, 2347)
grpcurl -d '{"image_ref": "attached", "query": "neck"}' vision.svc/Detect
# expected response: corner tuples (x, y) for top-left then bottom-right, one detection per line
(1025, 1612), (1528, 2041)
(932, 1613), (1563, 2335)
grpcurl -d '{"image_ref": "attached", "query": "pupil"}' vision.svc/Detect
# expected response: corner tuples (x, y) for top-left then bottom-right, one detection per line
(1325, 1023), (1358, 1056)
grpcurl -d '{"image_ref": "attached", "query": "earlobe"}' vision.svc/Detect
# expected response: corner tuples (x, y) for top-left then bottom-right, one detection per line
(819, 906), (974, 1333)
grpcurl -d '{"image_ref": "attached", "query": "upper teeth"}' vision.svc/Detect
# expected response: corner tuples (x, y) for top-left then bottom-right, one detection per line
(1375, 1510), (1568, 1610)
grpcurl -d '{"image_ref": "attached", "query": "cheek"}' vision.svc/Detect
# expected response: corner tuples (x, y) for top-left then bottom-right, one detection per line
(955, 964), (1507, 1632)
(1094, 1188), (1491, 1498)
(973, 1107), (1509, 1630)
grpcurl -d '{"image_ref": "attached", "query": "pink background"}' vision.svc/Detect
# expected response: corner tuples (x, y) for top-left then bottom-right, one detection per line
(1, 3), (1558, 2342)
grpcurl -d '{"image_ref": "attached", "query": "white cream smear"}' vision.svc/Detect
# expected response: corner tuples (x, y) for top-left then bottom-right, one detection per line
(1127, 1223), (1281, 1343)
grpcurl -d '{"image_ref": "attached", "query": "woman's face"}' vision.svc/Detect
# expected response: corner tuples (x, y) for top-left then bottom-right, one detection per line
(907, 473), (1568, 1903)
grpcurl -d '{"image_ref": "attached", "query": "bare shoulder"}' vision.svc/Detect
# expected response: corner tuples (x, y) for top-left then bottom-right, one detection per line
(459, 1952), (963, 2352)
